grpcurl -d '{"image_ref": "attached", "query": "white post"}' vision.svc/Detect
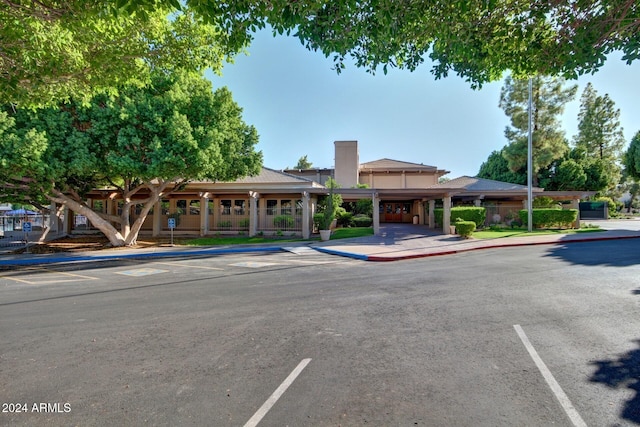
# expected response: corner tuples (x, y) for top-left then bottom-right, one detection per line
(302, 192), (310, 239)
(527, 77), (533, 232)
(443, 195), (452, 234)
(199, 195), (208, 236)
(152, 200), (161, 237)
(372, 193), (380, 235)
(249, 192), (259, 237)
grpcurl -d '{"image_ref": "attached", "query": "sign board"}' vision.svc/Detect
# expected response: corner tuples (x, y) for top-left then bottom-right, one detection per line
(23, 222), (32, 233)
(168, 218), (176, 229)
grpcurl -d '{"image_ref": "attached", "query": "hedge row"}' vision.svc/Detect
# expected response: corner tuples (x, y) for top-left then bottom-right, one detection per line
(518, 209), (578, 228)
(434, 207), (486, 227)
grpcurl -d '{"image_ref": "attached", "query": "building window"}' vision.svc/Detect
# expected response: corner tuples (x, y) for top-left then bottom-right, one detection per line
(190, 200), (200, 215)
(403, 203), (411, 214)
(161, 199), (170, 215)
(295, 199), (303, 215)
(220, 200), (232, 215)
(281, 199), (292, 215)
(208, 200), (215, 215)
(176, 199), (187, 214)
(266, 200), (277, 215)
(234, 200), (246, 215)
(93, 200), (104, 212)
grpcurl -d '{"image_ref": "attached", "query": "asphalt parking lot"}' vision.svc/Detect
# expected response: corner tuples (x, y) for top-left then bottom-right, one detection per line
(1, 240), (639, 426)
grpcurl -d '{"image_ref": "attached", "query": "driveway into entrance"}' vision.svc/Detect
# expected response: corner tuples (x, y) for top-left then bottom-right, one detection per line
(314, 219), (640, 261)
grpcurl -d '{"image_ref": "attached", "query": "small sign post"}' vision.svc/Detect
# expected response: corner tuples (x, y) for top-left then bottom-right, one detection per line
(168, 218), (176, 246)
(23, 222), (32, 253)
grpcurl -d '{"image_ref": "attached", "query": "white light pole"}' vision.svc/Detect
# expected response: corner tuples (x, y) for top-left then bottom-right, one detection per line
(527, 77), (533, 232)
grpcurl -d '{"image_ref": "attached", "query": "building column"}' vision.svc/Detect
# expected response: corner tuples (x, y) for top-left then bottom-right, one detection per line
(428, 200), (435, 228)
(571, 198), (581, 229)
(62, 206), (70, 234)
(152, 200), (161, 236)
(199, 194), (208, 236)
(48, 202), (58, 233)
(249, 192), (259, 237)
(372, 193), (380, 235)
(301, 192), (310, 239)
(443, 195), (452, 234)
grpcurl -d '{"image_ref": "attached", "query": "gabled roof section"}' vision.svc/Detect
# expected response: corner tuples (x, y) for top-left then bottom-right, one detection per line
(228, 167), (317, 185)
(360, 158), (438, 171)
(431, 176), (542, 192)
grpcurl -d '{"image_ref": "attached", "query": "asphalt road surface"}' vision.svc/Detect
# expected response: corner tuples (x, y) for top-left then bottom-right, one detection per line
(1, 240), (639, 426)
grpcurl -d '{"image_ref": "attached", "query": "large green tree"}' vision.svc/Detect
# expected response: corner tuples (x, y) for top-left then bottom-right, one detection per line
(0, 3), (235, 107)
(574, 83), (626, 161)
(624, 131), (640, 180)
(293, 155), (313, 169)
(0, 72), (262, 246)
(159, 0), (640, 83)
(571, 83), (626, 190)
(499, 76), (576, 186)
(476, 149), (526, 185)
(3, 1), (639, 105)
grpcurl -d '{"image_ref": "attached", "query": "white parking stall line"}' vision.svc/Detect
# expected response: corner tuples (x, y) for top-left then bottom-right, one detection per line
(243, 358), (312, 427)
(514, 325), (587, 427)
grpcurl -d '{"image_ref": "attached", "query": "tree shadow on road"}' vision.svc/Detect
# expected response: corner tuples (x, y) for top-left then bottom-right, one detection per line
(543, 239), (640, 267)
(590, 340), (640, 424)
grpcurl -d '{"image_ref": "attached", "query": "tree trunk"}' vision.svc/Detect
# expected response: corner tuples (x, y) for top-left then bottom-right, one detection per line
(124, 197), (158, 246)
(49, 191), (126, 246)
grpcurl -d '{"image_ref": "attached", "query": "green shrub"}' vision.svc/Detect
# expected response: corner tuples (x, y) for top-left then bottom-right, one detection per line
(313, 213), (324, 229)
(336, 209), (354, 227)
(273, 215), (294, 228)
(217, 220), (232, 228)
(518, 209), (578, 228)
(238, 218), (250, 229)
(434, 207), (486, 227)
(454, 220), (476, 238)
(595, 196), (621, 218)
(533, 196), (561, 208)
(353, 214), (373, 227)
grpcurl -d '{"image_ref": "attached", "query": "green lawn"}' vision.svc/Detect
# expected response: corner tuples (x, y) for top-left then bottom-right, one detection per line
(473, 226), (604, 239)
(330, 227), (374, 239)
(180, 227), (373, 246)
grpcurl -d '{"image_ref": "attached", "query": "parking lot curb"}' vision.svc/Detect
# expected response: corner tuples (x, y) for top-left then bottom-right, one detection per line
(0, 246), (283, 266)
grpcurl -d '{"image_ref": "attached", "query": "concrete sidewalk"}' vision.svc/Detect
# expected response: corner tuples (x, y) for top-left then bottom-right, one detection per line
(1, 220), (639, 266)
(314, 223), (640, 261)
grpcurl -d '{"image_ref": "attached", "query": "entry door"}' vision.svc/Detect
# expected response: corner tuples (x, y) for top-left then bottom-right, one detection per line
(383, 203), (403, 222)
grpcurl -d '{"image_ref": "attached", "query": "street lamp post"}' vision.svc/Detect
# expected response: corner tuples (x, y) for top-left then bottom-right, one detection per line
(527, 78), (533, 232)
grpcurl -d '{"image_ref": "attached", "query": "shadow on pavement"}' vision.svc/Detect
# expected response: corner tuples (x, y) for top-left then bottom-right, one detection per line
(590, 340), (640, 424)
(543, 239), (640, 267)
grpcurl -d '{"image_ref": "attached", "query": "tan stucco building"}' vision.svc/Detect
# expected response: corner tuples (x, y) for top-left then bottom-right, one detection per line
(62, 140), (593, 237)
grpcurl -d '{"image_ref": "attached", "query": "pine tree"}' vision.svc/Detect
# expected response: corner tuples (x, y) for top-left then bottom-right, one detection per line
(572, 83), (625, 190)
(499, 76), (577, 186)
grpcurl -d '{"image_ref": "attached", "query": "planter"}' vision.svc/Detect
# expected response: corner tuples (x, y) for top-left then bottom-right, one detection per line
(319, 229), (331, 241)
(449, 225), (456, 235)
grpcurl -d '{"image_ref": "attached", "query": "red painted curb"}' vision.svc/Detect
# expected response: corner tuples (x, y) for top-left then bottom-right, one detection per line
(364, 234), (640, 262)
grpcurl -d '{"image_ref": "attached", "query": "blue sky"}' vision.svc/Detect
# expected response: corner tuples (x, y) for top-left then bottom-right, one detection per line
(209, 29), (640, 179)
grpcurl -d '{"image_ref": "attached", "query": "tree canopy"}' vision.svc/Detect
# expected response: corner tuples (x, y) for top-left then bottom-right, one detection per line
(0, 72), (262, 246)
(479, 78), (624, 193)
(0, 3), (237, 107)
(500, 76), (576, 186)
(3, 0), (639, 106)
(624, 131), (640, 180)
(174, 0), (640, 83)
(293, 155), (313, 169)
